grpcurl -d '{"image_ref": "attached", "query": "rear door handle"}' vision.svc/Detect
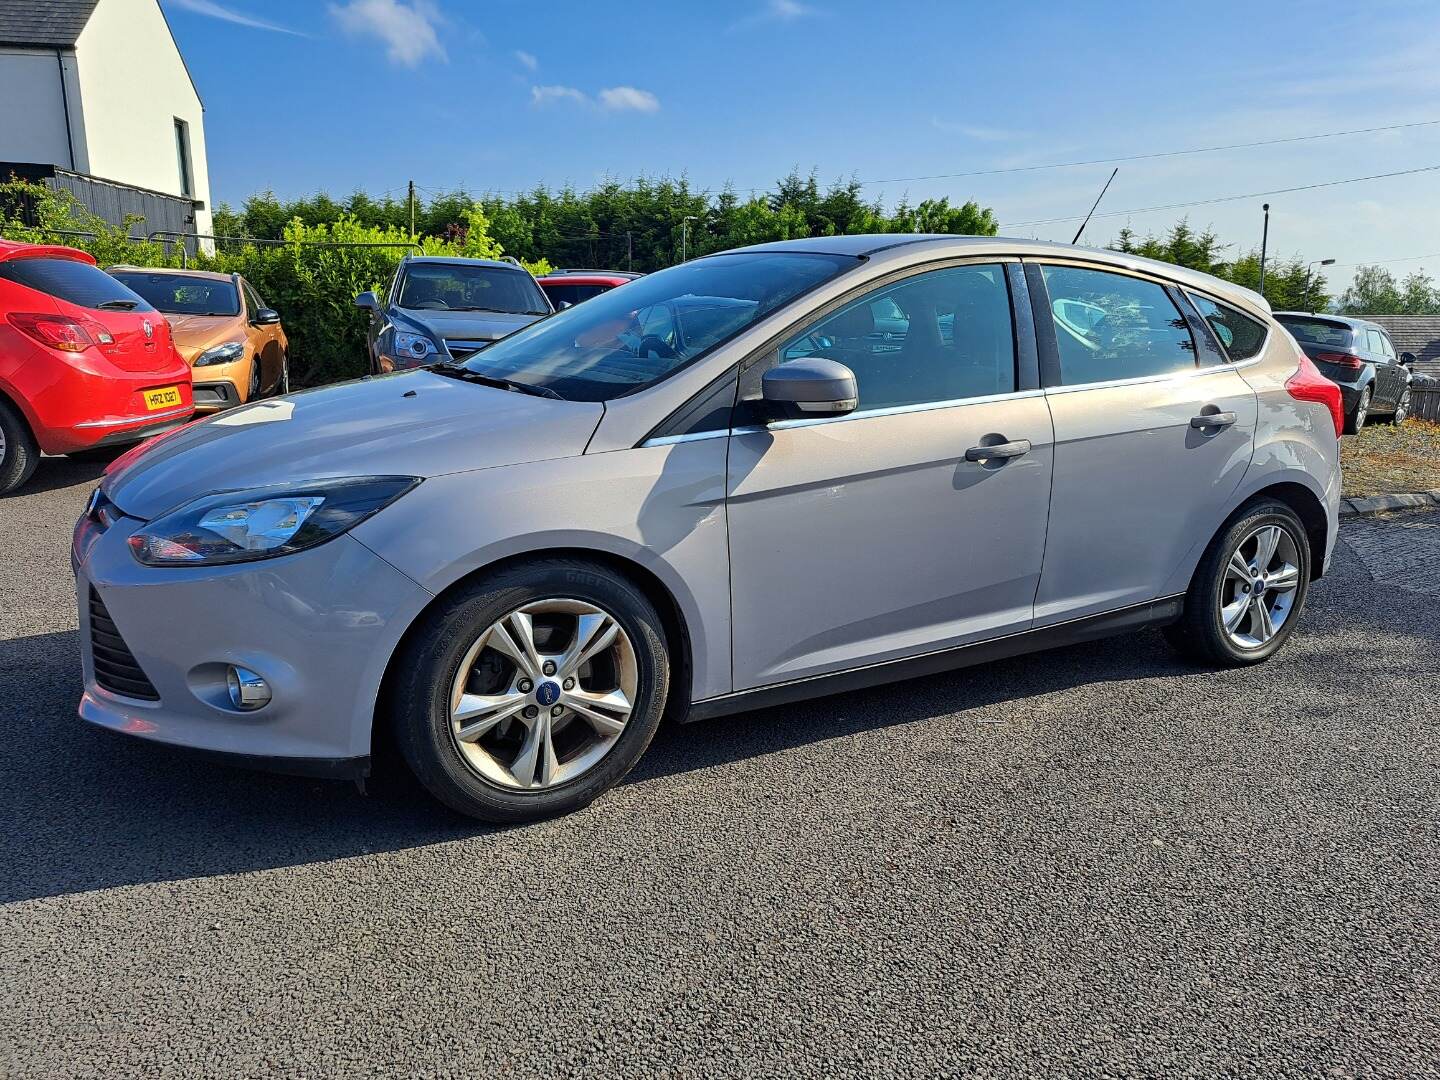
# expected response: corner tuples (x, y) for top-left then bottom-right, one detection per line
(1190, 411), (1237, 429)
(965, 439), (1031, 462)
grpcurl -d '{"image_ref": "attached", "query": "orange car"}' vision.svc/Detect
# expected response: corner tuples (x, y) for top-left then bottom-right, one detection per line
(108, 268), (289, 412)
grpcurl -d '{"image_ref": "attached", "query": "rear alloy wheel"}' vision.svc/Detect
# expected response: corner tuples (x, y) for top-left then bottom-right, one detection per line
(1164, 500), (1311, 667)
(1389, 388), (1410, 424)
(1345, 386), (1371, 434)
(391, 559), (669, 822)
(0, 397), (39, 496)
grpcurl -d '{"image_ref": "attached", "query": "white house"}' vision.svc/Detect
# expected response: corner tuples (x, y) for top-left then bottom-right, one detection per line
(0, 0), (213, 241)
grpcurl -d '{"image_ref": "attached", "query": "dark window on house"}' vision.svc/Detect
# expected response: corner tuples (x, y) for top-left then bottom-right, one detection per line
(174, 118), (193, 198)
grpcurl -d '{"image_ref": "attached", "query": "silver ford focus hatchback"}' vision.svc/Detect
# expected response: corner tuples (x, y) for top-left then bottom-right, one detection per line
(74, 236), (1344, 821)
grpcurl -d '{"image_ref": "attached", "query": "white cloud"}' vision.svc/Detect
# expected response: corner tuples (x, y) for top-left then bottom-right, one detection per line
(531, 84), (589, 106)
(728, 0), (821, 32)
(598, 86), (660, 113)
(931, 118), (1024, 142)
(515, 49), (538, 71)
(328, 0), (445, 67)
(164, 0), (303, 34)
(530, 84), (661, 114)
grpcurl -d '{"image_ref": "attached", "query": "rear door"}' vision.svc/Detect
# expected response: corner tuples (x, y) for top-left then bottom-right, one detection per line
(726, 259), (1054, 689)
(1366, 328), (1401, 409)
(1028, 260), (1258, 623)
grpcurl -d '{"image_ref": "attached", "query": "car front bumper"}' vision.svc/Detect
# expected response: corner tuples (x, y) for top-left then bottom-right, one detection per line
(73, 510), (433, 772)
(192, 379), (241, 413)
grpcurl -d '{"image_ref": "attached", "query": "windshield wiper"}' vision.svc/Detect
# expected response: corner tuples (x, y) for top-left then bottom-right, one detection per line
(429, 364), (565, 400)
(97, 299), (139, 310)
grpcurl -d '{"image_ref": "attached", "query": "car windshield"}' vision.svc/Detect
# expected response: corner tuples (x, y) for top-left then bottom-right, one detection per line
(398, 263), (549, 315)
(1277, 316), (1352, 347)
(457, 252), (859, 401)
(111, 272), (240, 316)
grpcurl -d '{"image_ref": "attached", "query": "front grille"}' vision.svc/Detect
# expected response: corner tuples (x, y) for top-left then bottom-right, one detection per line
(444, 339), (490, 361)
(88, 587), (159, 700)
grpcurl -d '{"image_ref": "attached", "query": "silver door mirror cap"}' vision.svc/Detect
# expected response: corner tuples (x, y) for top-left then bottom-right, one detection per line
(762, 357), (859, 418)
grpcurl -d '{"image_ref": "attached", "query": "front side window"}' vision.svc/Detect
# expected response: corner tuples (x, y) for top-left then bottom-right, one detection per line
(2, 257), (155, 311)
(397, 264), (549, 316)
(775, 264), (1016, 411)
(1189, 294), (1268, 362)
(1378, 333), (1397, 361)
(110, 272), (237, 316)
(243, 281), (266, 318)
(459, 252), (857, 401)
(1042, 265), (1196, 385)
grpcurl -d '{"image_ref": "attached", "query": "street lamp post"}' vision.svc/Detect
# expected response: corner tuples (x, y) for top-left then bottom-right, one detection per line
(1303, 258), (1336, 311)
(681, 215), (698, 262)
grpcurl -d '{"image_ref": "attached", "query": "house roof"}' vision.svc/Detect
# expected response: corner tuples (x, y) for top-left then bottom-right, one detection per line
(1360, 315), (1440, 374)
(0, 0), (100, 48)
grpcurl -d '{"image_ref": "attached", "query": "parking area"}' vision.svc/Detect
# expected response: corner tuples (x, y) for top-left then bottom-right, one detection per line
(2, 460), (1438, 1078)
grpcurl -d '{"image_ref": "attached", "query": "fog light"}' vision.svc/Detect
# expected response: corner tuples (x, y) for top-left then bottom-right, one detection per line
(226, 665), (271, 711)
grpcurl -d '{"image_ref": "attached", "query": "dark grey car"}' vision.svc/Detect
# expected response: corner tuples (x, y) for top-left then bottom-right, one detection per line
(355, 256), (552, 373)
(1274, 312), (1414, 430)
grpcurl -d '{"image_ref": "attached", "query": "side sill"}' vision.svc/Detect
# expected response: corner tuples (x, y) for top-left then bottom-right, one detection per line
(684, 596), (1184, 723)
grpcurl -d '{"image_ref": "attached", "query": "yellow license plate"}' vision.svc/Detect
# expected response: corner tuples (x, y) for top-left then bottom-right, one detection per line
(143, 386), (182, 411)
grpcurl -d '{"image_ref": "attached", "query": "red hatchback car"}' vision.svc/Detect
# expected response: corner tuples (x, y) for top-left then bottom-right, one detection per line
(0, 240), (193, 494)
(534, 269), (642, 309)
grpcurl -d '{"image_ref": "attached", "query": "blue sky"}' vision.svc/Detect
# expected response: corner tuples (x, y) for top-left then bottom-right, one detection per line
(161, 0), (1440, 294)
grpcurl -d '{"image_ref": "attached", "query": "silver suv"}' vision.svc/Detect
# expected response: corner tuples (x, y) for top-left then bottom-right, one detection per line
(74, 236), (1344, 822)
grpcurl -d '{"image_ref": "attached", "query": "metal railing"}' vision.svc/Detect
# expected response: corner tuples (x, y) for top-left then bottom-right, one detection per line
(1, 225), (421, 267)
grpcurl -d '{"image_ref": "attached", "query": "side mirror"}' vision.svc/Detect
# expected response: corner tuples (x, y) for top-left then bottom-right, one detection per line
(354, 290), (378, 311)
(761, 357), (858, 418)
(253, 307), (281, 326)
(557, 300), (573, 310)
(1400, 351), (1416, 366)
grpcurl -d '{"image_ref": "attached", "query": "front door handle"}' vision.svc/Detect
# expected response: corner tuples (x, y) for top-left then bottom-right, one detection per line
(1190, 411), (1237, 429)
(965, 439), (1031, 462)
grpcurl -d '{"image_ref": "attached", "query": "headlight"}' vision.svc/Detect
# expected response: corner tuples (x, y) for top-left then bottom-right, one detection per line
(392, 330), (439, 361)
(194, 341), (246, 367)
(128, 476), (420, 566)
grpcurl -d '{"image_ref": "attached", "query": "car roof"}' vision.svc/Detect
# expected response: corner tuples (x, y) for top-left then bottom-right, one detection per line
(536, 273), (635, 284)
(543, 268), (643, 278)
(719, 234), (1273, 316)
(0, 238), (95, 265)
(405, 256), (527, 270)
(1274, 311), (1383, 332)
(109, 266), (234, 283)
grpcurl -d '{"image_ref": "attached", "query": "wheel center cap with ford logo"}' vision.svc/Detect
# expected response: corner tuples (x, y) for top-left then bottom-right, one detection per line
(535, 681), (561, 707)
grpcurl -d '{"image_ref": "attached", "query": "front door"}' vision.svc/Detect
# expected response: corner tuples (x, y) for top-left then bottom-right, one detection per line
(1028, 261), (1258, 623)
(726, 261), (1054, 691)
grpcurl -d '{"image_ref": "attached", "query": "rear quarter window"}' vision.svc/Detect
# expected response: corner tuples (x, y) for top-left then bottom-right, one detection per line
(1189, 294), (1268, 362)
(0, 257), (154, 311)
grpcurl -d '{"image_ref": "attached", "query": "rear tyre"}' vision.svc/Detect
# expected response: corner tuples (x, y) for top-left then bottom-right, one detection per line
(0, 397), (39, 496)
(390, 558), (670, 822)
(246, 355), (262, 403)
(1344, 386), (1371, 434)
(1163, 500), (1311, 667)
(276, 353), (291, 396)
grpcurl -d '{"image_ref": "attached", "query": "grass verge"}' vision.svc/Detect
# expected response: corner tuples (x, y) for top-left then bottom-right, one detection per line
(1341, 418), (1440, 498)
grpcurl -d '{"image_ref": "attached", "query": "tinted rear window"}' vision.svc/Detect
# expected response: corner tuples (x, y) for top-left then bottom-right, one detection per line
(542, 283), (611, 306)
(0, 257), (154, 311)
(112, 272), (239, 316)
(1277, 316), (1351, 347)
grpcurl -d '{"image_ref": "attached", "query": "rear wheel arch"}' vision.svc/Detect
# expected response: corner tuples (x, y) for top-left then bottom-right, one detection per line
(374, 547), (695, 754)
(1235, 482), (1329, 582)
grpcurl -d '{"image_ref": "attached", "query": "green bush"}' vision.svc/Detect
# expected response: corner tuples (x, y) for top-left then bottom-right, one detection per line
(0, 181), (548, 387)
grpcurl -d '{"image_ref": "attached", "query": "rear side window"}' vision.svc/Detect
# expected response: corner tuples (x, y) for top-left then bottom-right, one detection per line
(1042, 265), (1195, 385)
(1189, 294), (1268, 362)
(0, 257), (154, 311)
(1276, 317), (1351, 347)
(543, 283), (609, 306)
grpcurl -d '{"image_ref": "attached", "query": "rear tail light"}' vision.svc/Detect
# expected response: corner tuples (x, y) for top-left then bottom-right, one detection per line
(1313, 351), (1364, 370)
(6, 312), (113, 352)
(1286, 353), (1344, 438)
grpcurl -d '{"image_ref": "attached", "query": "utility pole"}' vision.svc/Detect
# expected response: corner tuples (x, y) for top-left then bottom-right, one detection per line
(408, 179), (416, 241)
(681, 215), (697, 262)
(626, 230), (632, 272)
(1258, 203), (1270, 300)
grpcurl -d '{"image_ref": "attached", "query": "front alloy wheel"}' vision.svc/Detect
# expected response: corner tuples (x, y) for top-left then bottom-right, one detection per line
(1391, 388), (1410, 424)
(391, 559), (669, 822)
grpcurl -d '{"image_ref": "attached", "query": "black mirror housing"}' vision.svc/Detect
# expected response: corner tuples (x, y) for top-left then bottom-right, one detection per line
(354, 290), (378, 311)
(761, 357), (859, 419)
(1400, 351), (1416, 365)
(254, 308), (281, 326)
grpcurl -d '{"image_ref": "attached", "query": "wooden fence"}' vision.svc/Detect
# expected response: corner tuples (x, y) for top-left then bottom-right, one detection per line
(1411, 385), (1440, 422)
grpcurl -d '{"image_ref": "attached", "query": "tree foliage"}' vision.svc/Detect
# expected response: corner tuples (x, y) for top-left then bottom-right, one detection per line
(1110, 220), (1332, 311)
(1335, 265), (1440, 316)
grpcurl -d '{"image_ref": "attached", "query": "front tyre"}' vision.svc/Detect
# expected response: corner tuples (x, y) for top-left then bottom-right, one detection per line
(1388, 387), (1410, 425)
(390, 559), (670, 822)
(0, 397), (39, 495)
(1164, 500), (1311, 667)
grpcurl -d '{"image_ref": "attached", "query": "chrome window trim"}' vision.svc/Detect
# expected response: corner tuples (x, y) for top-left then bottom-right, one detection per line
(640, 388), (1047, 446)
(1043, 356), (1261, 396)
(1181, 288), (1273, 365)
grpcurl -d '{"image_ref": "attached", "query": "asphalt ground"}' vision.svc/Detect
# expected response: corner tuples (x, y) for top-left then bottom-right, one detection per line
(2, 456), (1437, 1078)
